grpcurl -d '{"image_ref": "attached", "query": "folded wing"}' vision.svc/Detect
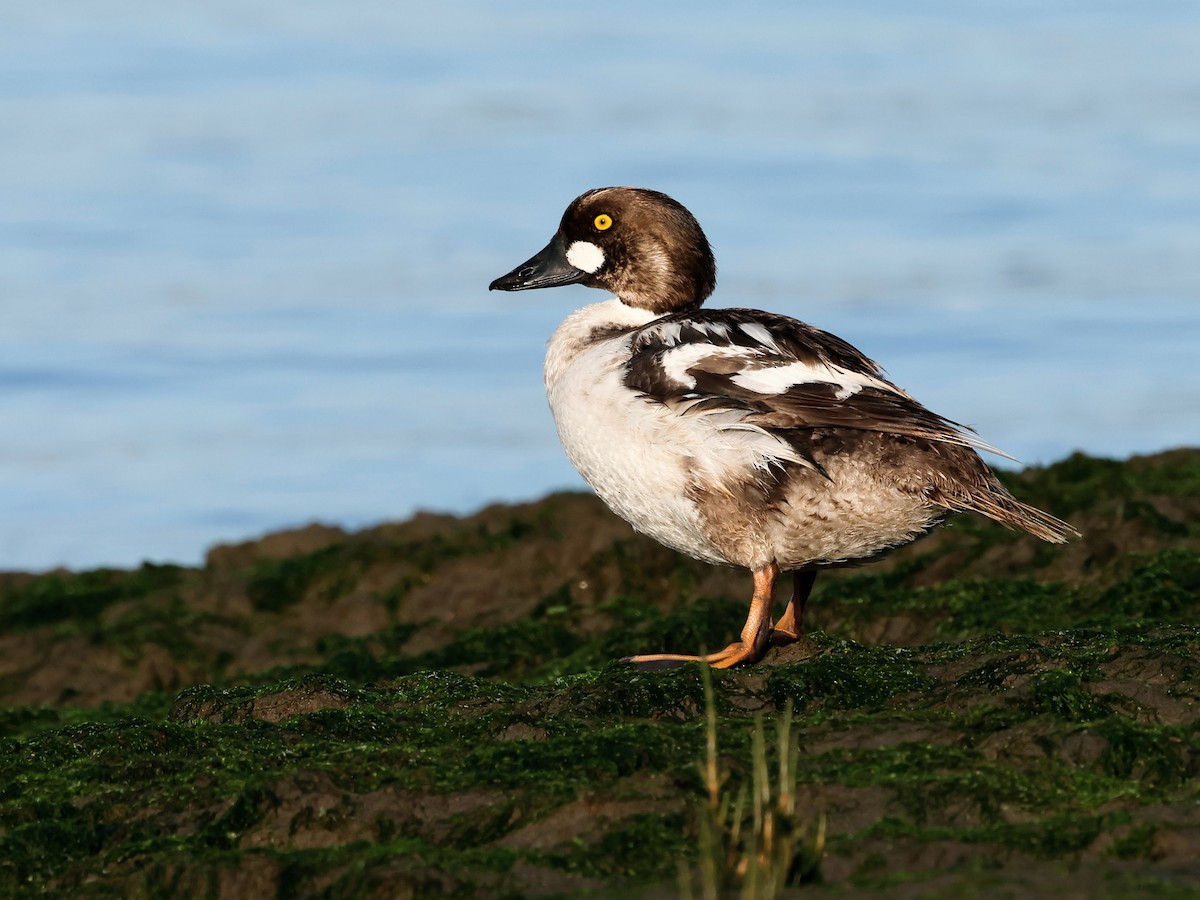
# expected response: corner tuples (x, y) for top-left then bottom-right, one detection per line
(624, 309), (1007, 469)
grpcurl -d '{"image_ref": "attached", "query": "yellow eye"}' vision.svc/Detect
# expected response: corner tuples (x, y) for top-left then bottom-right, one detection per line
(593, 213), (613, 231)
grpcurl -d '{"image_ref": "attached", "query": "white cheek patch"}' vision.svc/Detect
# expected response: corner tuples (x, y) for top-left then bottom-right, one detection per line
(566, 240), (605, 274)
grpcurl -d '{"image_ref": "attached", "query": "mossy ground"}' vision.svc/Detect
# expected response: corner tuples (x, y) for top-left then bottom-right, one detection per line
(1, 449), (1199, 897)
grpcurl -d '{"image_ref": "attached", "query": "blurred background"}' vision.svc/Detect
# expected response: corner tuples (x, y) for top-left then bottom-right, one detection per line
(1, 1), (1197, 571)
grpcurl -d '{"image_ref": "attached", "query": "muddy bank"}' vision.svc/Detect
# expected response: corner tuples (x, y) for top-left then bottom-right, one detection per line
(1, 449), (1199, 897)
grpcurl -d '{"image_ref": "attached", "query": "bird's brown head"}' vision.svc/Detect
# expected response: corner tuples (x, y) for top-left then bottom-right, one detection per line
(488, 187), (717, 314)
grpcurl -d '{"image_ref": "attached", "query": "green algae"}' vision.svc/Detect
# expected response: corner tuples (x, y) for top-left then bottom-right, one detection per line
(552, 811), (691, 879)
(1009, 450), (1200, 511)
(2, 629), (1198, 896)
(0, 563), (185, 632)
(0, 692), (176, 740)
(847, 809), (1130, 858)
(245, 547), (376, 614)
(1093, 548), (1200, 623)
(1, 450), (1199, 897)
(241, 592), (749, 687)
(1023, 667), (1115, 722)
(243, 511), (557, 614)
(813, 547), (1200, 645)
(767, 641), (934, 712)
(1093, 718), (1200, 787)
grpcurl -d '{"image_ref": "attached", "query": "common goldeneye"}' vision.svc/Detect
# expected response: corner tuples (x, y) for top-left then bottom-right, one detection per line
(489, 187), (1076, 669)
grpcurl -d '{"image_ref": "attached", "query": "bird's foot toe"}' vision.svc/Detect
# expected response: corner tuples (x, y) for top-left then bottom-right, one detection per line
(622, 639), (765, 671)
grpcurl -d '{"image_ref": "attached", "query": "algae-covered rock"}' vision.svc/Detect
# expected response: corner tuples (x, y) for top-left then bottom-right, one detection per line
(1, 449), (1199, 897)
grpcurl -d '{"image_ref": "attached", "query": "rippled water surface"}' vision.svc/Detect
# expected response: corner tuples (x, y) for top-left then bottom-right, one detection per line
(2, 2), (1198, 569)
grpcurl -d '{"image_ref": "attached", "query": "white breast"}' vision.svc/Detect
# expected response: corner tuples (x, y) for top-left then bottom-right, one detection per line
(543, 300), (788, 566)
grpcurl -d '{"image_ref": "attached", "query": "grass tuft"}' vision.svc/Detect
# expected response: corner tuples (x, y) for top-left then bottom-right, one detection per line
(684, 664), (825, 899)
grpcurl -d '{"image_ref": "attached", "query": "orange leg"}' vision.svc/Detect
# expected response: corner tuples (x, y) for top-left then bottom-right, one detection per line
(624, 562), (780, 671)
(771, 569), (816, 645)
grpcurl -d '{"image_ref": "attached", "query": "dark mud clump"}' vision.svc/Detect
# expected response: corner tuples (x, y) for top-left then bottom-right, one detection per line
(1, 448), (1199, 897)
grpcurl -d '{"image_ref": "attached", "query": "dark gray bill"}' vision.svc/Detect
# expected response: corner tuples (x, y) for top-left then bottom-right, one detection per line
(488, 234), (587, 291)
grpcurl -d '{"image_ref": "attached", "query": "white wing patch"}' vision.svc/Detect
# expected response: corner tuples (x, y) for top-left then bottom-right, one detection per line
(730, 360), (899, 398)
(655, 332), (900, 405)
(692, 320), (730, 340)
(660, 343), (753, 388)
(653, 321), (683, 346)
(738, 321), (783, 354)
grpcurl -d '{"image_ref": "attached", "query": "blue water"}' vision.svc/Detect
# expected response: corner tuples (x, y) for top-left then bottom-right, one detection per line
(2, 2), (1198, 570)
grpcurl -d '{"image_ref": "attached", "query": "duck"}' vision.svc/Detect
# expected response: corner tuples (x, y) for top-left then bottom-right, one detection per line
(489, 186), (1077, 670)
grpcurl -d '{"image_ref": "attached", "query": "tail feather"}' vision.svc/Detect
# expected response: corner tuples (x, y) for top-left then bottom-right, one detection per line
(932, 483), (1079, 544)
(986, 495), (1079, 544)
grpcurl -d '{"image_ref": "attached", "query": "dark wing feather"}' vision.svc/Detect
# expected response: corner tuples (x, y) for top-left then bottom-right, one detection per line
(627, 308), (885, 376)
(624, 308), (1005, 457)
